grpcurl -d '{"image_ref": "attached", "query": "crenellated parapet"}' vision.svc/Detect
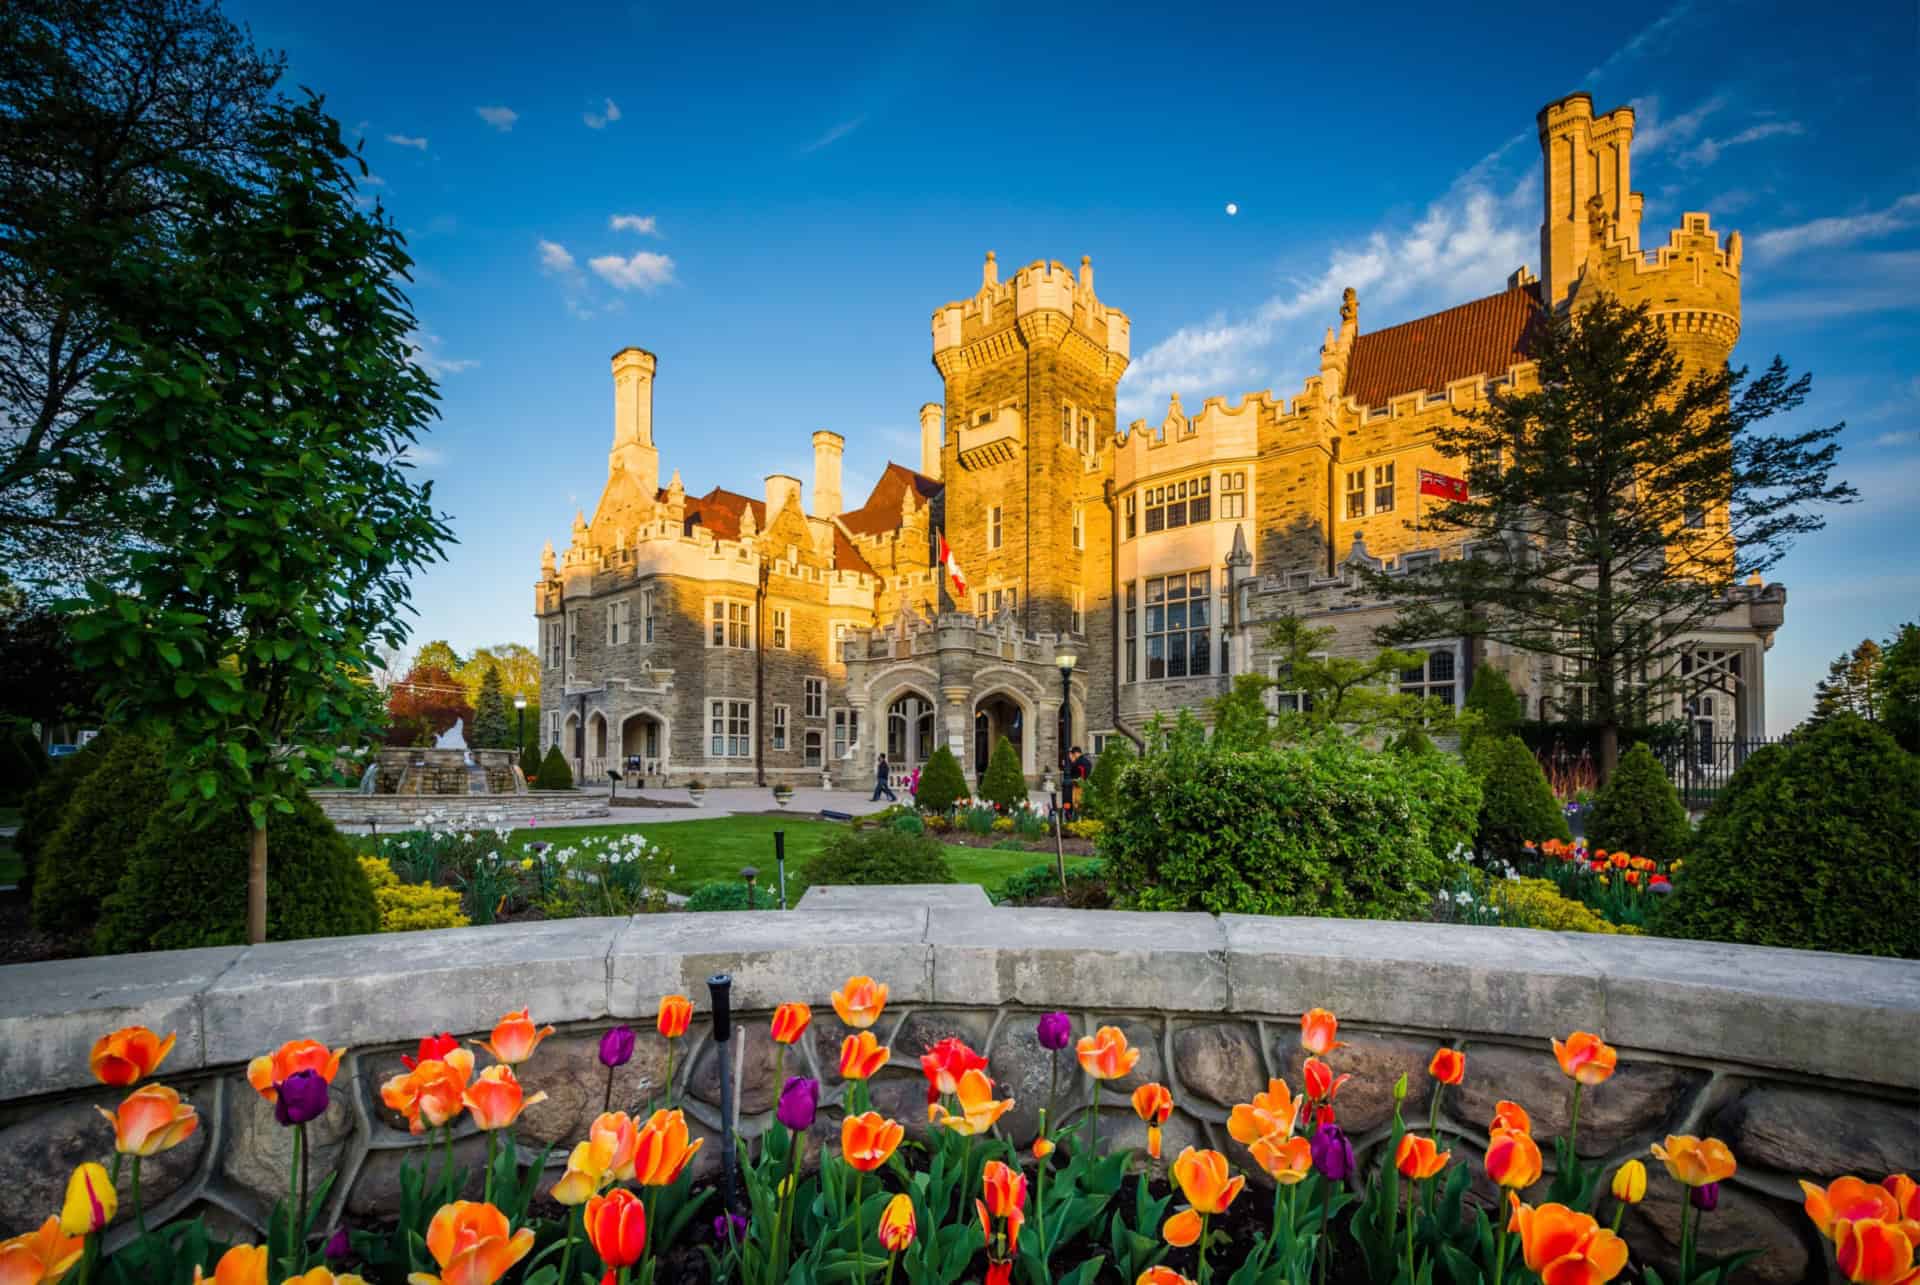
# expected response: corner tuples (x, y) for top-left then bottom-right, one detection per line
(932, 254), (1131, 379)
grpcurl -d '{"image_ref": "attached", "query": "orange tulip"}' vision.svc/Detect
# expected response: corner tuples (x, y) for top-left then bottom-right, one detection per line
(1396, 1133), (1451, 1180)
(1075, 1025), (1140, 1081)
(981, 1158), (1027, 1218)
(1803, 1177), (1902, 1241)
(1836, 1220), (1918, 1285)
(281, 1271), (371, 1284)
(878, 1192), (917, 1253)
(839, 1031), (892, 1081)
(1033, 1137), (1056, 1160)
(585, 1188), (647, 1268)
(831, 976), (889, 1029)
(0, 1217), (85, 1285)
(842, 1111), (905, 1172)
(1162, 1208), (1202, 1247)
(1492, 1100), (1532, 1135)
(414, 1201), (536, 1285)
(632, 1108), (704, 1185)
(657, 994), (693, 1039)
(190, 1244), (268, 1285)
(1227, 1079), (1299, 1145)
(770, 1002), (812, 1044)
(591, 1111), (642, 1181)
(1171, 1147), (1245, 1215)
(97, 1082), (200, 1157)
(463, 1064), (548, 1131)
(1507, 1195), (1630, 1285)
(1301, 1057), (1350, 1103)
(1552, 1033), (1618, 1086)
(1428, 1048), (1466, 1085)
(931, 1068), (1015, 1137)
(1651, 1135), (1737, 1187)
(1885, 1175), (1919, 1223)
(245, 1039), (346, 1102)
(380, 1048), (475, 1134)
(472, 1008), (554, 1066)
(1132, 1082), (1173, 1158)
(1138, 1270), (1198, 1285)
(90, 1026), (176, 1087)
(1299, 1008), (1345, 1055)
(1249, 1134), (1315, 1185)
(1487, 1128), (1544, 1189)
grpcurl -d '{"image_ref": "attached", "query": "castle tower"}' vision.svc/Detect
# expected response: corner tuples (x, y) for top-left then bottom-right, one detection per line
(1537, 93), (1643, 310)
(609, 347), (660, 496)
(929, 252), (1130, 635)
(811, 430), (843, 518)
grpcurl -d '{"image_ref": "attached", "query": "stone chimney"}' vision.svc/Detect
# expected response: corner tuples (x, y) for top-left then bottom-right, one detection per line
(811, 430), (843, 518)
(765, 473), (802, 518)
(609, 347), (659, 497)
(919, 403), (944, 481)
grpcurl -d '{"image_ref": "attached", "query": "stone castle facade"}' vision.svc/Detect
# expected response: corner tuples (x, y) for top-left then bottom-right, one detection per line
(534, 91), (1787, 789)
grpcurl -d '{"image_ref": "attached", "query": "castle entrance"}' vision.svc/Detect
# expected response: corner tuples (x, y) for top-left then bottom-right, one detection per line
(973, 694), (1023, 778)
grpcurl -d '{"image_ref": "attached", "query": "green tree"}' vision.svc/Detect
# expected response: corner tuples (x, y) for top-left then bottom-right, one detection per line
(1364, 296), (1853, 781)
(1257, 613), (1453, 744)
(914, 744), (967, 815)
(1209, 674), (1277, 751)
(470, 664), (512, 749)
(65, 96), (451, 944)
(1080, 738), (1136, 820)
(1872, 623), (1919, 753)
(519, 741), (542, 783)
(1466, 734), (1570, 859)
(1463, 663), (1523, 743)
(1586, 742), (1690, 860)
(1811, 638), (1883, 723)
(414, 639), (463, 676)
(456, 642), (538, 703)
(534, 744), (574, 790)
(1, 0), (284, 590)
(979, 734), (1027, 810)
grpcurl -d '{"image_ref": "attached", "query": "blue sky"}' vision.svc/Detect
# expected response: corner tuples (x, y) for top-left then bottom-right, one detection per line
(229, 0), (1917, 730)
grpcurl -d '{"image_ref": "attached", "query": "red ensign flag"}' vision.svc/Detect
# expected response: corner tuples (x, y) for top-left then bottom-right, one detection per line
(1418, 469), (1469, 502)
(938, 534), (968, 599)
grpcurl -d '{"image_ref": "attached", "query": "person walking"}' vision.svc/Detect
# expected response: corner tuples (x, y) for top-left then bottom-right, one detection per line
(1066, 745), (1090, 819)
(872, 752), (898, 802)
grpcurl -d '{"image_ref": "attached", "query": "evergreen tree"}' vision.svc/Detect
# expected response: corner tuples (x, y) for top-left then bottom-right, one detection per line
(1587, 742), (1691, 860)
(1878, 622), (1920, 753)
(1365, 295), (1853, 781)
(914, 744), (968, 815)
(979, 735), (1027, 810)
(470, 664), (512, 749)
(534, 744), (574, 790)
(1467, 734), (1570, 859)
(1463, 663), (1524, 743)
(1811, 638), (1883, 723)
(519, 742), (542, 783)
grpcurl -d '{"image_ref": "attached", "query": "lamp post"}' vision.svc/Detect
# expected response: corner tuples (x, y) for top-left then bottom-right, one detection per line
(1054, 643), (1078, 817)
(513, 696), (527, 758)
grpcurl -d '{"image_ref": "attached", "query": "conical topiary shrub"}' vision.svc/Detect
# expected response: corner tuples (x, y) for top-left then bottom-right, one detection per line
(535, 743), (574, 790)
(1466, 734), (1570, 860)
(979, 735), (1027, 811)
(915, 744), (968, 815)
(519, 742), (542, 782)
(1587, 741), (1691, 860)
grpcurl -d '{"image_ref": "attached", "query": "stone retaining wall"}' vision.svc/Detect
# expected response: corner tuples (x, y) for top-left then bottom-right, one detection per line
(1, 906), (1914, 1284)
(310, 789), (609, 828)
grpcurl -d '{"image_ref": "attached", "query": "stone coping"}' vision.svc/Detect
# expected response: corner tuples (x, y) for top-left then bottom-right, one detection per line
(3, 903), (1916, 1102)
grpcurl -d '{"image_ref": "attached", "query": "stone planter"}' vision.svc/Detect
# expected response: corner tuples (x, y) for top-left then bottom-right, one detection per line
(686, 785), (706, 807)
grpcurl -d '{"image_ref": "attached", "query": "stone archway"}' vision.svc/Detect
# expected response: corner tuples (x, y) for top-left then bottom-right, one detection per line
(973, 691), (1028, 779)
(620, 711), (668, 781)
(885, 689), (938, 779)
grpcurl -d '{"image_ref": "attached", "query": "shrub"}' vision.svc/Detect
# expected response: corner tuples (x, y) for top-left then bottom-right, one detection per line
(534, 744), (574, 790)
(14, 730), (116, 873)
(1064, 819), (1104, 842)
(94, 790), (379, 953)
(891, 812), (926, 836)
(915, 745), (968, 815)
(1399, 746), (1484, 862)
(31, 733), (171, 939)
(922, 814), (951, 833)
(1487, 876), (1637, 934)
(685, 880), (778, 912)
(1587, 742), (1690, 860)
(1467, 734), (1570, 860)
(0, 721), (49, 805)
(1388, 725), (1435, 756)
(1080, 740), (1135, 821)
(1658, 715), (1920, 957)
(1463, 663), (1523, 743)
(978, 735), (1026, 810)
(1102, 732), (1476, 919)
(991, 817), (1014, 834)
(519, 743), (541, 783)
(999, 858), (1109, 906)
(799, 827), (955, 888)
(992, 838), (1027, 851)
(358, 856), (470, 931)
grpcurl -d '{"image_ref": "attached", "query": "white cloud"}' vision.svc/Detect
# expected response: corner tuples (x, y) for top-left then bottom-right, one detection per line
(1679, 119), (1804, 167)
(1629, 94), (1725, 156)
(1583, 1), (1694, 84)
(398, 443), (444, 468)
(1749, 194), (1920, 260)
(362, 173), (387, 187)
(588, 251), (676, 291)
(385, 133), (428, 150)
(1873, 430), (1917, 448)
(537, 239), (580, 278)
(407, 331), (477, 379)
(476, 105), (518, 132)
(609, 213), (660, 236)
(583, 98), (622, 129)
(801, 117), (865, 153)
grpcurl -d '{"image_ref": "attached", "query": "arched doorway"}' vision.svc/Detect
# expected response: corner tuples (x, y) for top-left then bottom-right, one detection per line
(974, 694), (1024, 778)
(886, 691), (937, 779)
(621, 712), (666, 781)
(586, 712), (609, 778)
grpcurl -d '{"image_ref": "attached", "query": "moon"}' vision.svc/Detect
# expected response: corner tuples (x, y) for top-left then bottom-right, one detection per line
(1225, 202), (1238, 216)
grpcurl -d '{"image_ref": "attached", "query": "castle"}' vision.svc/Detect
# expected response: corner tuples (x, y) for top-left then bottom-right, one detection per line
(534, 92), (1786, 789)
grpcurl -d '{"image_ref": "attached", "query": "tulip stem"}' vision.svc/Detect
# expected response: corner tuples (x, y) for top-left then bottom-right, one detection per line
(883, 1249), (898, 1285)
(1678, 1196), (1694, 1284)
(1090, 1081), (1101, 1158)
(484, 1129), (497, 1206)
(1199, 1211), (1212, 1285)
(603, 1064), (614, 1116)
(1568, 1083), (1583, 1158)
(558, 1204), (579, 1285)
(1428, 1082), (1444, 1143)
(664, 1039), (676, 1111)
(1610, 1200), (1624, 1235)
(1316, 1176), (1332, 1285)
(442, 1124), (455, 1206)
(1405, 1180), (1416, 1283)
(298, 1122), (311, 1252)
(854, 1171), (867, 1283)
(1492, 1213), (1509, 1285)
(132, 1155), (146, 1235)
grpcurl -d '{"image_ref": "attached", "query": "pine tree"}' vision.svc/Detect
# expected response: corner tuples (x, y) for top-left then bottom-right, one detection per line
(1879, 623), (1920, 753)
(519, 742), (542, 783)
(980, 735), (1027, 810)
(1463, 664), (1524, 744)
(534, 744), (573, 790)
(1587, 742), (1691, 860)
(470, 664), (512, 748)
(1811, 639), (1882, 723)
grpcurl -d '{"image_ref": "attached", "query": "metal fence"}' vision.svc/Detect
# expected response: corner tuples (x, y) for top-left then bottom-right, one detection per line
(1653, 734), (1782, 811)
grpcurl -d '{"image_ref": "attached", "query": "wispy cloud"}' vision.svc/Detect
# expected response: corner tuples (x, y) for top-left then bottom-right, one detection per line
(1749, 194), (1920, 260)
(407, 331), (477, 379)
(609, 213), (660, 236)
(537, 239), (581, 280)
(583, 98), (622, 129)
(362, 173), (387, 187)
(1873, 429), (1918, 448)
(1583, 1), (1694, 84)
(398, 443), (445, 468)
(1630, 94), (1726, 156)
(1680, 119), (1804, 167)
(589, 251), (676, 291)
(1744, 251), (1920, 323)
(385, 133), (428, 150)
(476, 105), (518, 132)
(800, 116), (865, 154)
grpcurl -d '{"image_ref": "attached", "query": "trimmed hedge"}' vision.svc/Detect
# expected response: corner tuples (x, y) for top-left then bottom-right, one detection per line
(914, 745), (968, 815)
(94, 790), (378, 953)
(1467, 734), (1570, 859)
(31, 733), (171, 939)
(979, 735), (1025, 810)
(1587, 742), (1691, 860)
(799, 826), (955, 888)
(1657, 715), (1920, 958)
(1102, 733), (1478, 919)
(534, 744), (574, 790)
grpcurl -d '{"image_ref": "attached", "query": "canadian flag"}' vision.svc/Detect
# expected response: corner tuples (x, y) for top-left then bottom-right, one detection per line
(938, 533), (968, 599)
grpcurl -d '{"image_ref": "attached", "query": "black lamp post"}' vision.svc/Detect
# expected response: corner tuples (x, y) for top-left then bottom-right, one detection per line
(513, 695), (527, 756)
(1055, 643), (1077, 819)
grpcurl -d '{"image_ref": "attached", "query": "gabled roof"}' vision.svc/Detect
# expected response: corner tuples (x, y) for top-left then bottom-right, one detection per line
(839, 462), (944, 537)
(685, 486), (876, 578)
(1345, 283), (1544, 410)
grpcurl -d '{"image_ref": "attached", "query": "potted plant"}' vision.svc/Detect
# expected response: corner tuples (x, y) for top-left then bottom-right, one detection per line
(772, 782), (794, 808)
(686, 778), (707, 806)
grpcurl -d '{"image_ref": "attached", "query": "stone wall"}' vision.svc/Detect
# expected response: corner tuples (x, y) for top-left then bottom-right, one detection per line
(2, 905), (1913, 1284)
(310, 790), (609, 828)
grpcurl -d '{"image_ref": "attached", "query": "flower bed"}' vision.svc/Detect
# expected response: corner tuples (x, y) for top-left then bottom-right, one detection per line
(9, 965), (1917, 1285)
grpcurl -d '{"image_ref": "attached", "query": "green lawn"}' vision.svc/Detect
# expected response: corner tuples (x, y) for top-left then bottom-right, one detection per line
(437, 815), (1049, 900)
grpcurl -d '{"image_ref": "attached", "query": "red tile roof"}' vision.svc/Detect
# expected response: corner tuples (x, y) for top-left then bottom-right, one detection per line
(839, 462), (944, 537)
(686, 486), (876, 578)
(1345, 284), (1543, 410)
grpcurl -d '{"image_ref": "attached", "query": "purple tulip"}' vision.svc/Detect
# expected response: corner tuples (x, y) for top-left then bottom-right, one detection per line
(713, 1212), (750, 1243)
(1691, 1181), (1720, 1212)
(599, 1025), (636, 1068)
(274, 1069), (330, 1127)
(1036, 1012), (1072, 1051)
(1310, 1122), (1354, 1182)
(776, 1076), (819, 1132)
(324, 1226), (351, 1261)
